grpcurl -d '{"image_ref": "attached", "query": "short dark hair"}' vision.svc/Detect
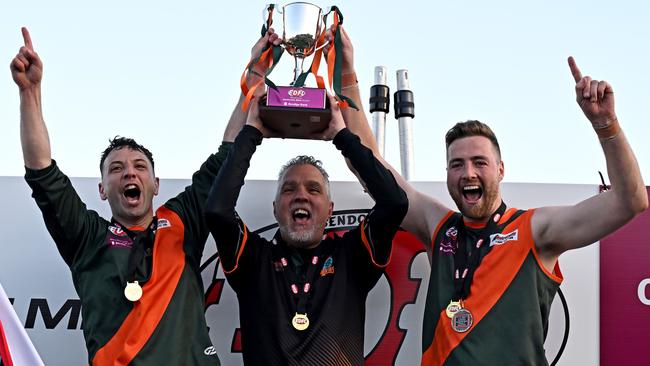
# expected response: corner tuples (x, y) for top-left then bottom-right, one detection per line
(445, 120), (501, 159)
(99, 136), (155, 175)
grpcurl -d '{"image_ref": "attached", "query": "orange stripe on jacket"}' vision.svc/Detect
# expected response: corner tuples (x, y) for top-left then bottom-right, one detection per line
(422, 209), (561, 365)
(359, 220), (393, 268)
(92, 206), (186, 366)
(222, 222), (249, 275)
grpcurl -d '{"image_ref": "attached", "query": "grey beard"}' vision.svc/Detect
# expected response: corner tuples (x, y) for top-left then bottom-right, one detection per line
(280, 225), (320, 248)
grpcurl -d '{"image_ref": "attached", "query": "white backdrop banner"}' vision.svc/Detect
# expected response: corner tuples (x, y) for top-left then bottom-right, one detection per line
(0, 176), (599, 365)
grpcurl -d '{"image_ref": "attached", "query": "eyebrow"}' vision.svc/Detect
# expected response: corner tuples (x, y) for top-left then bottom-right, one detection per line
(281, 179), (324, 188)
(448, 155), (490, 164)
(108, 161), (124, 167)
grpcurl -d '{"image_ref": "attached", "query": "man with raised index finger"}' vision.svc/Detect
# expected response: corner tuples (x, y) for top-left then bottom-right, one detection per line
(11, 27), (277, 365)
(329, 26), (647, 366)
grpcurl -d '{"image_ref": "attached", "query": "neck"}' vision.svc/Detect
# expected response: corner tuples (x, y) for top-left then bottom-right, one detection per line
(114, 214), (154, 230)
(462, 215), (489, 226)
(462, 199), (504, 226)
(282, 236), (320, 249)
(286, 240), (321, 250)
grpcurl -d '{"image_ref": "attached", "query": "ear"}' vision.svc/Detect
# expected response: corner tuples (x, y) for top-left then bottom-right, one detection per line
(272, 201), (279, 221)
(98, 182), (108, 201)
(328, 201), (333, 217)
(154, 177), (160, 196)
(498, 160), (505, 182)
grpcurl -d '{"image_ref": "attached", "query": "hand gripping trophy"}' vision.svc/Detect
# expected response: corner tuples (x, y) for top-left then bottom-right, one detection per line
(240, 3), (358, 139)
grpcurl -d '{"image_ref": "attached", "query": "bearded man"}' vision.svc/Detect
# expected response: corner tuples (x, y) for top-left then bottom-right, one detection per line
(329, 25), (648, 365)
(204, 95), (408, 365)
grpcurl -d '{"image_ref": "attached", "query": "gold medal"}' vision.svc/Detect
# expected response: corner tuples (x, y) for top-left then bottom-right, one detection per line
(291, 313), (310, 331)
(445, 300), (462, 318)
(124, 281), (143, 302)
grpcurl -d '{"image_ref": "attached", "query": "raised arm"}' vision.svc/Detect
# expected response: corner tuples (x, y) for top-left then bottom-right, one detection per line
(327, 99), (408, 267)
(222, 28), (282, 142)
(533, 57), (648, 267)
(324, 25), (450, 248)
(11, 27), (51, 170)
(204, 99), (266, 273)
(164, 30), (282, 257)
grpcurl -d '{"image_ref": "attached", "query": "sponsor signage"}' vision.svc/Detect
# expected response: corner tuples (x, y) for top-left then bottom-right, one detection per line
(600, 187), (650, 366)
(0, 177), (605, 365)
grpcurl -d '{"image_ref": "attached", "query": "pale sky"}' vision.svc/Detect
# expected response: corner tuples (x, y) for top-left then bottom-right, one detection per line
(2, 0), (649, 187)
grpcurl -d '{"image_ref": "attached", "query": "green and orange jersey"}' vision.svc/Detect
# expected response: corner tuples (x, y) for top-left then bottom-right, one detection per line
(25, 143), (232, 366)
(422, 208), (563, 366)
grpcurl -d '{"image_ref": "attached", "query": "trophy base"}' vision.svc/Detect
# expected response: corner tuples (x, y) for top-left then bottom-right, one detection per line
(259, 97), (331, 139)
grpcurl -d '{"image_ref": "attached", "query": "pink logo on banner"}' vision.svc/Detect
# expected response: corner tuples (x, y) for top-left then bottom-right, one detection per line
(600, 187), (650, 366)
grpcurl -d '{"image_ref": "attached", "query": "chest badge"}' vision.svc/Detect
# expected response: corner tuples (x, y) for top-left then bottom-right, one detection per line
(320, 256), (335, 277)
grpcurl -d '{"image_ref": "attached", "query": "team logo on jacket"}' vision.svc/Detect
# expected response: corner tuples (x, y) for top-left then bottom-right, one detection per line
(440, 226), (458, 254)
(200, 208), (427, 362)
(489, 230), (518, 246)
(157, 218), (171, 228)
(320, 256), (335, 277)
(108, 225), (127, 237)
(107, 224), (133, 248)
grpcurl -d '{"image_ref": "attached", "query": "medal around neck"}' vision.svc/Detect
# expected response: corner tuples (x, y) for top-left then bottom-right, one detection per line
(451, 308), (473, 333)
(124, 281), (143, 302)
(446, 300), (462, 319)
(292, 313), (310, 331)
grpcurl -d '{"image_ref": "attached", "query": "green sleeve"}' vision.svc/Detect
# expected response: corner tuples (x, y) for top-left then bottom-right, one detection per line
(25, 161), (106, 266)
(164, 142), (233, 260)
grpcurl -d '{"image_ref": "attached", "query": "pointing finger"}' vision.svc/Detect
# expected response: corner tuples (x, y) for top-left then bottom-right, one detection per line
(568, 56), (582, 83)
(22, 27), (34, 51)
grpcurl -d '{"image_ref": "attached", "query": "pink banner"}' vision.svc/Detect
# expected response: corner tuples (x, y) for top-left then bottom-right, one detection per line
(600, 187), (650, 366)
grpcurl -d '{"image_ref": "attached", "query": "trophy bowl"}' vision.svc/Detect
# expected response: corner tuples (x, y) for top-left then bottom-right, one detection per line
(257, 2), (332, 139)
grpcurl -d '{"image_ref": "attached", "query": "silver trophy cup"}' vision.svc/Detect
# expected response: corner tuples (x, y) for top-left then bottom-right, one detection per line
(258, 2), (332, 139)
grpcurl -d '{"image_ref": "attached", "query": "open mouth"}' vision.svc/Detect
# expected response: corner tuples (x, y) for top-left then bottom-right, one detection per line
(292, 208), (311, 224)
(462, 185), (483, 203)
(123, 184), (142, 204)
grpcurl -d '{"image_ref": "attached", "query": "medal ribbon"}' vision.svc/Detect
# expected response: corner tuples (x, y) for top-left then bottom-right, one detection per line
(451, 202), (507, 302)
(241, 5), (358, 111)
(240, 5), (285, 111)
(272, 233), (331, 318)
(295, 6), (358, 110)
(112, 218), (158, 284)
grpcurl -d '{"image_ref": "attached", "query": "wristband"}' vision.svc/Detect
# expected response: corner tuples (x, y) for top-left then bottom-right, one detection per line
(594, 119), (621, 140)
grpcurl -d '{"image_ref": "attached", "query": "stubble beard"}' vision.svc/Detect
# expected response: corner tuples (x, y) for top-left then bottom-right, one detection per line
(451, 183), (500, 222)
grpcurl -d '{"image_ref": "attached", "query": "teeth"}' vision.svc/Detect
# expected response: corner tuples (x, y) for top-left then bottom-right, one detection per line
(125, 184), (138, 190)
(463, 185), (480, 191)
(294, 209), (308, 215)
